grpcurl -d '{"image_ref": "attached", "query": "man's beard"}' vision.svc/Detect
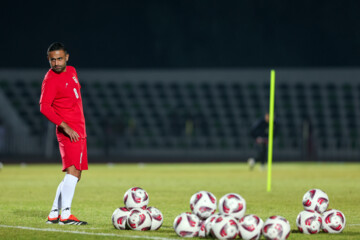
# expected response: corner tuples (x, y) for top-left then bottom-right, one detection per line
(52, 65), (66, 73)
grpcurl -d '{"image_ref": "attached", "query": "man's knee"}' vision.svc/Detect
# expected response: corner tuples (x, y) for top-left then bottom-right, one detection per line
(66, 165), (82, 180)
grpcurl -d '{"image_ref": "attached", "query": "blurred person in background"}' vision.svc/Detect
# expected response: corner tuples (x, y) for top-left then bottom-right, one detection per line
(248, 113), (277, 170)
(40, 42), (88, 225)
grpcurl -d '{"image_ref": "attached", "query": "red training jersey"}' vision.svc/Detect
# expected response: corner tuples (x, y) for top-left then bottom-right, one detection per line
(39, 66), (87, 139)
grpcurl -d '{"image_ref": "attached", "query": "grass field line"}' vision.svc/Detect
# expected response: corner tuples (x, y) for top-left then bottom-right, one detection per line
(348, 224), (360, 226)
(0, 225), (178, 240)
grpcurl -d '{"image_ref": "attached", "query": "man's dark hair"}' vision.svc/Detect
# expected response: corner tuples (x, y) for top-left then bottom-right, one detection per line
(47, 42), (67, 54)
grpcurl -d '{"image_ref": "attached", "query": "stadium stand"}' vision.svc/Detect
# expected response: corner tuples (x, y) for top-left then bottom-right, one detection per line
(0, 69), (359, 161)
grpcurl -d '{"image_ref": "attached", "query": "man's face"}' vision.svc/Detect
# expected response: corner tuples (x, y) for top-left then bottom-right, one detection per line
(47, 50), (69, 73)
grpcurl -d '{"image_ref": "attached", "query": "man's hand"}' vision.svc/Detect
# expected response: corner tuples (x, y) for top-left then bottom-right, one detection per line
(59, 122), (79, 142)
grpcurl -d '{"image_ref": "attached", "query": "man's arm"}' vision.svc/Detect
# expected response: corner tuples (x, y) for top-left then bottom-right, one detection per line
(250, 119), (262, 138)
(39, 77), (79, 142)
(58, 122), (79, 142)
(39, 78), (63, 125)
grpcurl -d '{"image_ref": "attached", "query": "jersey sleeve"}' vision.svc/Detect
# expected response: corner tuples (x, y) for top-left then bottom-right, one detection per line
(73, 66), (81, 88)
(39, 77), (63, 125)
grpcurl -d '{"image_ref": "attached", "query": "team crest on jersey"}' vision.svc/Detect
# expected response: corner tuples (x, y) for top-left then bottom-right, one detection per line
(72, 76), (78, 84)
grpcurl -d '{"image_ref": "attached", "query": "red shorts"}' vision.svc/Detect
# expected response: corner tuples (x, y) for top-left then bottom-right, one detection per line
(58, 137), (88, 172)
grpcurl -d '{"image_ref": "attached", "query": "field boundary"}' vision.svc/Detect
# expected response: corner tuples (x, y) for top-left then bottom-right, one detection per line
(0, 225), (178, 240)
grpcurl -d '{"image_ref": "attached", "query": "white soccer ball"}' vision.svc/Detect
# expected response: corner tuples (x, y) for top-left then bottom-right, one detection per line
(198, 213), (222, 238)
(302, 188), (329, 214)
(218, 193), (246, 219)
(202, 213), (222, 237)
(124, 187), (149, 210)
(198, 220), (206, 238)
(112, 207), (130, 230)
(322, 209), (346, 233)
(147, 207), (163, 230)
(210, 215), (239, 240)
(238, 214), (264, 240)
(190, 191), (217, 219)
(296, 210), (322, 234)
(262, 216), (291, 240)
(173, 212), (200, 237)
(127, 208), (152, 231)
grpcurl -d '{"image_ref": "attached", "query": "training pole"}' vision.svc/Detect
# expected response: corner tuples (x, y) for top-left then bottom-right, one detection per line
(267, 70), (276, 192)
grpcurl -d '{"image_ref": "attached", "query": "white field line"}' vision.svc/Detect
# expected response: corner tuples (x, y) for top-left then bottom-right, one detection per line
(0, 225), (178, 240)
(348, 223), (360, 226)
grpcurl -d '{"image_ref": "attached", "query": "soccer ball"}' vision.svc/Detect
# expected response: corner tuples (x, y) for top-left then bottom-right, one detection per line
(124, 187), (149, 210)
(238, 214), (264, 240)
(190, 191), (217, 219)
(262, 216), (291, 240)
(112, 207), (130, 230)
(210, 215), (239, 240)
(147, 207), (163, 230)
(198, 220), (206, 237)
(322, 209), (346, 233)
(198, 213), (221, 237)
(173, 212), (200, 237)
(127, 208), (152, 231)
(302, 189), (329, 214)
(296, 210), (322, 234)
(202, 213), (222, 237)
(218, 193), (246, 219)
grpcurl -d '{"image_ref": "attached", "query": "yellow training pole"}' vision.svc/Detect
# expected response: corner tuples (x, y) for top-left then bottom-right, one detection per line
(267, 69), (276, 192)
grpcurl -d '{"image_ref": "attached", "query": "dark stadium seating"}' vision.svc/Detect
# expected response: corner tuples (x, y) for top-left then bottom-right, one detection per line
(0, 69), (359, 160)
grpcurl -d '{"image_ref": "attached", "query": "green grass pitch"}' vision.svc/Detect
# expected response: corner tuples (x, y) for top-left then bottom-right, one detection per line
(0, 162), (359, 239)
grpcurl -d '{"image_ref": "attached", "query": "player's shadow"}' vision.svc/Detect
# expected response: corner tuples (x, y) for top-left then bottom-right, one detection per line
(13, 209), (48, 218)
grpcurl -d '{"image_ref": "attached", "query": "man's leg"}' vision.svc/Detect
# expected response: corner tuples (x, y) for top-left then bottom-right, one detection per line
(261, 143), (268, 169)
(46, 180), (64, 224)
(59, 166), (87, 224)
(60, 166), (80, 219)
(57, 137), (87, 225)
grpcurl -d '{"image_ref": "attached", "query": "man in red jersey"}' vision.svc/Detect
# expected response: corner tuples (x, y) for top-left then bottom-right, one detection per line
(40, 42), (87, 225)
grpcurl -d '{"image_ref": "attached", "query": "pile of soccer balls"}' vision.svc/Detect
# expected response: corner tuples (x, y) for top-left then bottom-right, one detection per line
(111, 187), (163, 231)
(297, 188), (346, 234)
(173, 190), (291, 240)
